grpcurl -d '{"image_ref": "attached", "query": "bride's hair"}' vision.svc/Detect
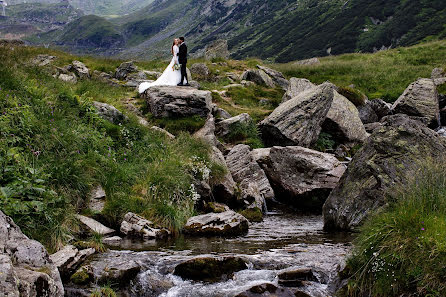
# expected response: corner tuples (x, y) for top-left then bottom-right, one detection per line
(171, 39), (177, 56)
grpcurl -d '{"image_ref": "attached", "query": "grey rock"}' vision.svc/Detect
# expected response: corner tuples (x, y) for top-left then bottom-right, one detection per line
(226, 72), (240, 82)
(259, 84), (334, 147)
(434, 77), (446, 86)
(210, 147), (237, 207)
(88, 185), (106, 213)
(363, 122), (383, 133)
(189, 80), (201, 89)
(194, 115), (220, 148)
(257, 65), (290, 90)
(126, 71), (147, 81)
(92, 101), (128, 124)
(50, 245), (95, 279)
(323, 114), (446, 231)
(143, 70), (162, 78)
(102, 236), (122, 246)
(234, 283), (295, 297)
(0, 211), (64, 297)
(214, 107), (232, 119)
(391, 78), (439, 127)
(278, 268), (318, 287)
(281, 78), (315, 103)
(190, 63), (210, 78)
(71, 60), (90, 79)
(184, 211), (249, 236)
(223, 83), (243, 89)
(254, 146), (345, 210)
(205, 39), (230, 60)
(115, 61), (138, 80)
(323, 91), (368, 144)
(76, 215), (115, 236)
(120, 212), (169, 239)
(431, 67), (445, 79)
(31, 54), (56, 66)
(92, 70), (120, 87)
(241, 80), (256, 87)
(294, 57), (321, 66)
(151, 126), (175, 139)
(142, 86), (212, 118)
(215, 113), (253, 138)
(358, 98), (391, 124)
(58, 73), (77, 84)
(226, 144), (274, 209)
(241, 69), (275, 88)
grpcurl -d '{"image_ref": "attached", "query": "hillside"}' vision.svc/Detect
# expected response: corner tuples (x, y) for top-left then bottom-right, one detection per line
(24, 0), (446, 61)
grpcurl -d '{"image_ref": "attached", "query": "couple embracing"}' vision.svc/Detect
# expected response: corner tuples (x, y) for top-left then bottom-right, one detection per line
(139, 36), (189, 94)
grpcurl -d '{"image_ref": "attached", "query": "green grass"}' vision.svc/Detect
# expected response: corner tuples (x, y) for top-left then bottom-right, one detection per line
(224, 121), (264, 149)
(343, 162), (446, 297)
(273, 40), (446, 102)
(0, 45), (222, 251)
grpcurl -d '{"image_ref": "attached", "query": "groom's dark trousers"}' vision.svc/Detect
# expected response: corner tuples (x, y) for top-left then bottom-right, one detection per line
(178, 42), (188, 84)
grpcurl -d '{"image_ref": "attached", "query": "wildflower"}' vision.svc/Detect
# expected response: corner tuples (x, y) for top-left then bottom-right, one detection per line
(421, 227), (425, 231)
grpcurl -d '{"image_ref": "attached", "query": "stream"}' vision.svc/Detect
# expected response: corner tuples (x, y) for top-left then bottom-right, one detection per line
(87, 209), (353, 297)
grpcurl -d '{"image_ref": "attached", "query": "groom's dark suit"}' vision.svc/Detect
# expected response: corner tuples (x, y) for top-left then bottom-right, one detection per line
(178, 42), (188, 85)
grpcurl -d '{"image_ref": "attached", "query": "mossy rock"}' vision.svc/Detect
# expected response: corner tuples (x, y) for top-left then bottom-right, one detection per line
(70, 268), (91, 285)
(173, 257), (247, 282)
(338, 86), (367, 107)
(239, 207), (263, 222)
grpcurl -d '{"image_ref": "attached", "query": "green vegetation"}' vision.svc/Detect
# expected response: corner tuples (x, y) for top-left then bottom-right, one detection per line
(239, 207), (263, 222)
(344, 163), (446, 297)
(0, 46), (222, 251)
(90, 286), (117, 297)
(224, 121), (263, 149)
(313, 132), (335, 153)
(274, 40), (446, 102)
(70, 268), (91, 285)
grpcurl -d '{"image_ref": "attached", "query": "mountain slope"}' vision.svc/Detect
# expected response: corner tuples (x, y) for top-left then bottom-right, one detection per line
(25, 0), (446, 62)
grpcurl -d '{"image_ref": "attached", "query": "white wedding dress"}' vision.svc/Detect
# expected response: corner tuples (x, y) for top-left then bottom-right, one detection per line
(138, 45), (182, 93)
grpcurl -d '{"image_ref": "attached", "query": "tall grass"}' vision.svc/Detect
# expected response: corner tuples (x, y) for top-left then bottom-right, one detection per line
(344, 163), (446, 297)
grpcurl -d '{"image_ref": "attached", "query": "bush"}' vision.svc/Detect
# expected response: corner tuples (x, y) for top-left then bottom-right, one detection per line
(344, 163), (446, 297)
(313, 132), (335, 152)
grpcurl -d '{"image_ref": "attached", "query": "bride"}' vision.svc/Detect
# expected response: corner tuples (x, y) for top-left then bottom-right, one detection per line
(138, 38), (182, 93)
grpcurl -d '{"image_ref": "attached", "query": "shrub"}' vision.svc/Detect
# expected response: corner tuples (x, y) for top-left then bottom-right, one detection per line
(344, 162), (446, 297)
(313, 132), (335, 152)
(225, 121), (263, 149)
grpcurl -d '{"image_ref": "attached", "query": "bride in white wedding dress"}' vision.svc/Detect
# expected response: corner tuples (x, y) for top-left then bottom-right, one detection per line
(138, 38), (182, 93)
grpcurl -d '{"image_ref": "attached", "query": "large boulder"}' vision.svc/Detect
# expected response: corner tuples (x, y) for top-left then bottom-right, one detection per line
(174, 256), (247, 282)
(241, 69), (275, 88)
(190, 63), (210, 78)
(120, 212), (169, 239)
(193, 115), (222, 149)
(115, 61), (138, 80)
(142, 86), (212, 118)
(323, 114), (446, 231)
(50, 245), (95, 279)
(391, 78), (440, 128)
(259, 84), (334, 147)
(93, 101), (128, 125)
(205, 39), (230, 60)
(257, 65), (290, 90)
(226, 144), (275, 209)
(358, 99), (391, 124)
(71, 61), (90, 79)
(215, 113), (253, 138)
(281, 78), (315, 103)
(322, 91), (368, 145)
(184, 211), (249, 236)
(253, 146), (345, 211)
(32, 54), (56, 66)
(0, 211), (64, 297)
(75, 214), (115, 236)
(431, 67), (445, 79)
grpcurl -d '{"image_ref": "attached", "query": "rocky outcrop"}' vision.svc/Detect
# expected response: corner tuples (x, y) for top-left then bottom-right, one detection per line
(281, 78), (315, 102)
(50, 245), (95, 279)
(257, 65), (289, 90)
(259, 84), (334, 147)
(193, 115), (221, 148)
(76, 214), (115, 236)
(115, 61), (138, 80)
(358, 99), (391, 124)
(58, 73), (77, 84)
(213, 107), (232, 120)
(431, 67), (445, 79)
(210, 147), (237, 206)
(235, 283), (295, 297)
(323, 114), (446, 231)
(205, 39), (230, 60)
(323, 91), (368, 145)
(31, 54), (56, 66)
(120, 212), (170, 239)
(142, 86), (212, 118)
(253, 146), (345, 210)
(226, 144), (275, 209)
(92, 101), (128, 125)
(184, 211), (249, 236)
(215, 113), (253, 138)
(71, 61), (90, 79)
(391, 78), (439, 127)
(174, 256), (247, 282)
(278, 268), (319, 287)
(241, 69), (275, 88)
(0, 211), (64, 297)
(190, 63), (210, 78)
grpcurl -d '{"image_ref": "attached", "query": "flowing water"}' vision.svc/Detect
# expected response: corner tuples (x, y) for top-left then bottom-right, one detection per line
(98, 210), (353, 297)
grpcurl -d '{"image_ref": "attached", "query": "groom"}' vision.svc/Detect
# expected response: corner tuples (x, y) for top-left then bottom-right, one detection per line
(177, 36), (190, 86)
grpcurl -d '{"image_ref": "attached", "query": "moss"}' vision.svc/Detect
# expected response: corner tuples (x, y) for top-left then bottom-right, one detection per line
(239, 207), (263, 222)
(337, 86), (367, 107)
(70, 268), (91, 285)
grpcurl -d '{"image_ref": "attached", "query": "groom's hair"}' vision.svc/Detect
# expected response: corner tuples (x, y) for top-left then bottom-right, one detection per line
(179, 37), (185, 42)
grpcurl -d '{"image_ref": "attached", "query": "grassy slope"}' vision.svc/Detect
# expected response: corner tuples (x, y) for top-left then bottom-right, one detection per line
(273, 40), (446, 102)
(0, 45), (222, 252)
